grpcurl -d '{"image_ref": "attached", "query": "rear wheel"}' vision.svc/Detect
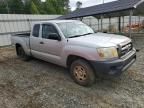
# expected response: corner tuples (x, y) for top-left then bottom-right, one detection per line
(17, 47), (30, 61)
(70, 59), (96, 86)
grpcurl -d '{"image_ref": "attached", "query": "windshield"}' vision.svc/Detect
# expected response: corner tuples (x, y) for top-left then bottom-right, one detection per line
(57, 21), (94, 38)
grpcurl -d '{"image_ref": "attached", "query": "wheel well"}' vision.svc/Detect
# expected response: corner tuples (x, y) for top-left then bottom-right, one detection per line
(66, 55), (96, 74)
(15, 44), (22, 54)
(67, 55), (88, 68)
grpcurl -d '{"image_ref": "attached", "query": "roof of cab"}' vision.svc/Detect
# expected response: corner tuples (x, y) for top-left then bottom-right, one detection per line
(32, 20), (78, 25)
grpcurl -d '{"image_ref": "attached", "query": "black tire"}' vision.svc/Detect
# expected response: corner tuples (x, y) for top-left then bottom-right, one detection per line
(70, 59), (96, 86)
(17, 47), (30, 61)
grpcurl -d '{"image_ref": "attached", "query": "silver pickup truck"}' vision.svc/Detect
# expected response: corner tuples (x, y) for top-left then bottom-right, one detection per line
(11, 20), (136, 86)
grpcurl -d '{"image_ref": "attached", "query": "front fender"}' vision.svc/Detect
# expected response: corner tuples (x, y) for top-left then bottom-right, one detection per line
(61, 45), (99, 67)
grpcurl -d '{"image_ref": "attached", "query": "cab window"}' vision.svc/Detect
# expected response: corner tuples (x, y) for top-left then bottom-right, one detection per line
(32, 24), (40, 37)
(42, 24), (58, 39)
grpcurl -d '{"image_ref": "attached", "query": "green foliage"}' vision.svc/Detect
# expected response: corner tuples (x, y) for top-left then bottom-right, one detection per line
(31, 1), (40, 14)
(42, 0), (71, 14)
(76, 1), (82, 10)
(64, 0), (71, 13)
(8, 0), (24, 14)
(0, 0), (71, 14)
(24, 1), (31, 14)
(0, 2), (8, 13)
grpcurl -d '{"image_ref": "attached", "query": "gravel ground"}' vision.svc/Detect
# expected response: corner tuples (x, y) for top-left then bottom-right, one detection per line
(0, 44), (144, 108)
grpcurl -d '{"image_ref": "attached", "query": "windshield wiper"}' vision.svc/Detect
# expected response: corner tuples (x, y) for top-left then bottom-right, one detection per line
(68, 33), (94, 38)
(69, 35), (84, 38)
(82, 33), (94, 36)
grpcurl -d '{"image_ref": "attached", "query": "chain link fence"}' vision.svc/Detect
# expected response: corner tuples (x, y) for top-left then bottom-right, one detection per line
(82, 16), (144, 49)
(82, 16), (144, 34)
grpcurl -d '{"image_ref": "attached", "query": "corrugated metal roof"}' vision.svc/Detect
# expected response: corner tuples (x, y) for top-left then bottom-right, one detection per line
(59, 0), (143, 19)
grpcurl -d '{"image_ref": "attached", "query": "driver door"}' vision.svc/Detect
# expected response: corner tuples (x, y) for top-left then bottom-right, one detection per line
(39, 24), (63, 64)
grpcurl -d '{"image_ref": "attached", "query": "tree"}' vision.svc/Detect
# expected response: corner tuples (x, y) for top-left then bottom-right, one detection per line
(42, 0), (56, 14)
(8, 0), (24, 14)
(64, 0), (71, 13)
(23, 0), (31, 14)
(76, 1), (82, 10)
(0, 1), (8, 13)
(23, 0), (42, 14)
(0, 0), (71, 14)
(43, 0), (70, 14)
(31, 1), (39, 14)
(32, 0), (41, 11)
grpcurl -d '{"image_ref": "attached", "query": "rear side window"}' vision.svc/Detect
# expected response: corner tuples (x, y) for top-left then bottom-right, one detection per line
(32, 24), (40, 37)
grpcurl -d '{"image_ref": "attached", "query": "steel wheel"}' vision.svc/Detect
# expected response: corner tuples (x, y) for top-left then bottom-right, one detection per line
(74, 65), (87, 82)
(70, 59), (96, 86)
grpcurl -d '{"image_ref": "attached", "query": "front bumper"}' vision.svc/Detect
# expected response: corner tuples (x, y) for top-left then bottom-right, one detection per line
(90, 49), (136, 77)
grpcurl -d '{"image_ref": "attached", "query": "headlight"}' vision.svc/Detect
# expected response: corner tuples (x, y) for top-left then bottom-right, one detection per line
(97, 47), (118, 60)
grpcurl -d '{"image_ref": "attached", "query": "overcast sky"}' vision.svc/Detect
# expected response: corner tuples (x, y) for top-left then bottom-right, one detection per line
(40, 0), (117, 11)
(70, 0), (117, 10)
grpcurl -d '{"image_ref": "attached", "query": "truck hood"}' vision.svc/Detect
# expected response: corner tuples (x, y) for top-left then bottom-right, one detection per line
(68, 33), (131, 48)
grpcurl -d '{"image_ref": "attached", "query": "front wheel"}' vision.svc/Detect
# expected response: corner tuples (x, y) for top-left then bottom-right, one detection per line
(70, 59), (96, 86)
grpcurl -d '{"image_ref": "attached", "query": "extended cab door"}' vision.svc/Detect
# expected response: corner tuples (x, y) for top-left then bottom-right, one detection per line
(38, 23), (63, 63)
(30, 24), (42, 57)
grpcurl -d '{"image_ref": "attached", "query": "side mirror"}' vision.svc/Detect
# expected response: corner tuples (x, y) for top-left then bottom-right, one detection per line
(49, 33), (61, 41)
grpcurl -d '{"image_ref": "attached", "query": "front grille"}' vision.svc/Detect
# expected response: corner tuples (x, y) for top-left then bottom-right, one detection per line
(118, 42), (133, 57)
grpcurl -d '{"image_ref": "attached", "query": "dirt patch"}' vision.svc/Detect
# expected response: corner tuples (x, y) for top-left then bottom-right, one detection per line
(0, 46), (144, 108)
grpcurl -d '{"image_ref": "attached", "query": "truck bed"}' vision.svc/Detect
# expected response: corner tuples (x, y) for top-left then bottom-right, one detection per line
(13, 32), (30, 37)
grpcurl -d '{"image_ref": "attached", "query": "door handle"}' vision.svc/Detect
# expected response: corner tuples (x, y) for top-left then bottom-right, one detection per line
(40, 42), (44, 44)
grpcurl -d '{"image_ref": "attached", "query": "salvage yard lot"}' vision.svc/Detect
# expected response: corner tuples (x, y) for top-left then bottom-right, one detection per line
(0, 43), (144, 108)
